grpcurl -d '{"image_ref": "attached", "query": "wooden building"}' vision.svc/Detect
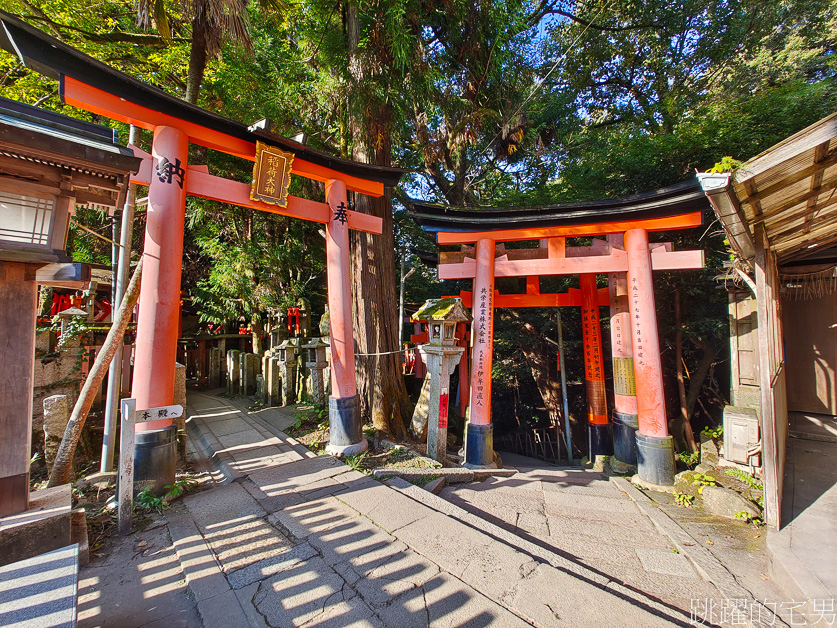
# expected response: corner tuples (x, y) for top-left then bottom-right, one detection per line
(700, 113), (837, 540)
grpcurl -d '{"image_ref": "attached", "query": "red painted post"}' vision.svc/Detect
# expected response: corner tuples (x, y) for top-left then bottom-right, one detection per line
(457, 322), (470, 417)
(607, 234), (639, 466)
(580, 273), (612, 458)
(625, 228), (675, 485)
(465, 238), (496, 467)
(324, 179), (365, 456)
(132, 125), (188, 431)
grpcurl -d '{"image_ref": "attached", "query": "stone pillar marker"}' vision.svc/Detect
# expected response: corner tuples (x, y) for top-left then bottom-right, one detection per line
(227, 349), (240, 396)
(413, 298), (470, 462)
(242, 353), (257, 396)
(277, 339), (297, 406)
(268, 356), (282, 406)
(209, 347), (222, 389)
(43, 394), (71, 471)
(174, 362), (187, 459)
(302, 338), (329, 407)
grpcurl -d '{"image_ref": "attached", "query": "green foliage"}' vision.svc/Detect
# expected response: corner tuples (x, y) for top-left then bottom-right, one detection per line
(344, 452), (367, 471)
(702, 425), (724, 440)
(707, 157), (744, 174)
(679, 451), (700, 468)
(734, 510), (764, 525)
(134, 479), (196, 513)
(409, 474), (442, 487)
(692, 473), (718, 494)
(4, 0), (835, 446)
(674, 491), (695, 507)
(51, 313), (90, 348)
(724, 468), (763, 490)
(163, 479), (197, 501)
(135, 487), (164, 513)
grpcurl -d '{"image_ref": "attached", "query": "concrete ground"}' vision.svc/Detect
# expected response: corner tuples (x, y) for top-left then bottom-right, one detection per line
(767, 420), (837, 617)
(75, 392), (794, 626)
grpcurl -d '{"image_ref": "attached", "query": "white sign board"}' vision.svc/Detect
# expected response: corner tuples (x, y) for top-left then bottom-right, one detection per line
(137, 404), (183, 422)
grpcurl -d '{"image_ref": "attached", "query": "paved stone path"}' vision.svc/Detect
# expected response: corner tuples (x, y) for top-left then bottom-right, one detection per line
(79, 391), (746, 627)
(439, 453), (720, 614)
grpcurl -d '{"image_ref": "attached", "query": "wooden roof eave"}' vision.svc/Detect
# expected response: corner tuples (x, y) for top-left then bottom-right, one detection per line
(698, 173), (755, 266)
(724, 112), (837, 265)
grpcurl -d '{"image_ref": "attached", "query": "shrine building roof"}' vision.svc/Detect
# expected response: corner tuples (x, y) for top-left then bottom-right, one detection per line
(0, 96), (140, 175)
(406, 179), (711, 237)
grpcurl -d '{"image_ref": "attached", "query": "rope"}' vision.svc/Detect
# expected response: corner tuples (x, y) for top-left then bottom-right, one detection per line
(354, 349), (405, 357)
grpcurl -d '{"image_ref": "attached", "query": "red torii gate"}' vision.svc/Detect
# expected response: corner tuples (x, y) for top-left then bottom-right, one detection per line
(0, 13), (402, 483)
(409, 186), (707, 486)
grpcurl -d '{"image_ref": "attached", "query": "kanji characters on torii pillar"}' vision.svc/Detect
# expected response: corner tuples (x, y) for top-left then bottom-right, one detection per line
(425, 208), (705, 487)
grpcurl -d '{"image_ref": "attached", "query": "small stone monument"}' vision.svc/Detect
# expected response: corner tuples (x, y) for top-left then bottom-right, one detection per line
(297, 298), (312, 338)
(227, 349), (240, 395)
(241, 353), (257, 395)
(318, 305), (330, 337)
(43, 394), (70, 470)
(412, 298), (470, 462)
(302, 338), (329, 407)
(209, 347), (222, 388)
(267, 356), (282, 406)
(56, 306), (87, 345)
(277, 339), (297, 406)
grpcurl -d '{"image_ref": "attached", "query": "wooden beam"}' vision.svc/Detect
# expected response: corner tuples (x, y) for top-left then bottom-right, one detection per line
(438, 248), (704, 280)
(452, 287), (610, 308)
(756, 175), (837, 220)
(740, 145), (837, 205)
(771, 210), (837, 252)
(63, 77), (385, 197)
(439, 240), (669, 265)
(754, 224), (784, 528)
(803, 141), (831, 234)
(434, 212), (703, 244)
(130, 155), (383, 235)
(765, 193), (837, 237)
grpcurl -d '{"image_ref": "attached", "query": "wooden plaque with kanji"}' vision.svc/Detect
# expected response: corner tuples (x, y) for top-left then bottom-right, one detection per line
(250, 141), (294, 207)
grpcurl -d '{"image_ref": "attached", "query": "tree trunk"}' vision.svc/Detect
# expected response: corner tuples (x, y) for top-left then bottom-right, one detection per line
(519, 319), (564, 447)
(686, 337), (719, 420)
(185, 14), (208, 104)
(674, 288), (698, 452)
(47, 259), (143, 487)
(346, 3), (411, 439)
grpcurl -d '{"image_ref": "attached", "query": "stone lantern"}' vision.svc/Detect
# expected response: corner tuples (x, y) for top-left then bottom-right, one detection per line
(302, 337), (329, 406)
(56, 306), (88, 345)
(412, 298), (470, 461)
(277, 338), (297, 406)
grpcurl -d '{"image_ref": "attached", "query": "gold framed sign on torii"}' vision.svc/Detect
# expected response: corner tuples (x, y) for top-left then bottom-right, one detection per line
(408, 181), (709, 487)
(0, 12), (405, 488)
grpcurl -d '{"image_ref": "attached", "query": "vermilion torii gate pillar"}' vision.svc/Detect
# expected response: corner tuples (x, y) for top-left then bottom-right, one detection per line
(580, 273), (612, 459)
(466, 238), (497, 467)
(626, 228), (675, 484)
(133, 127), (188, 435)
(324, 179), (365, 456)
(608, 233), (639, 468)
